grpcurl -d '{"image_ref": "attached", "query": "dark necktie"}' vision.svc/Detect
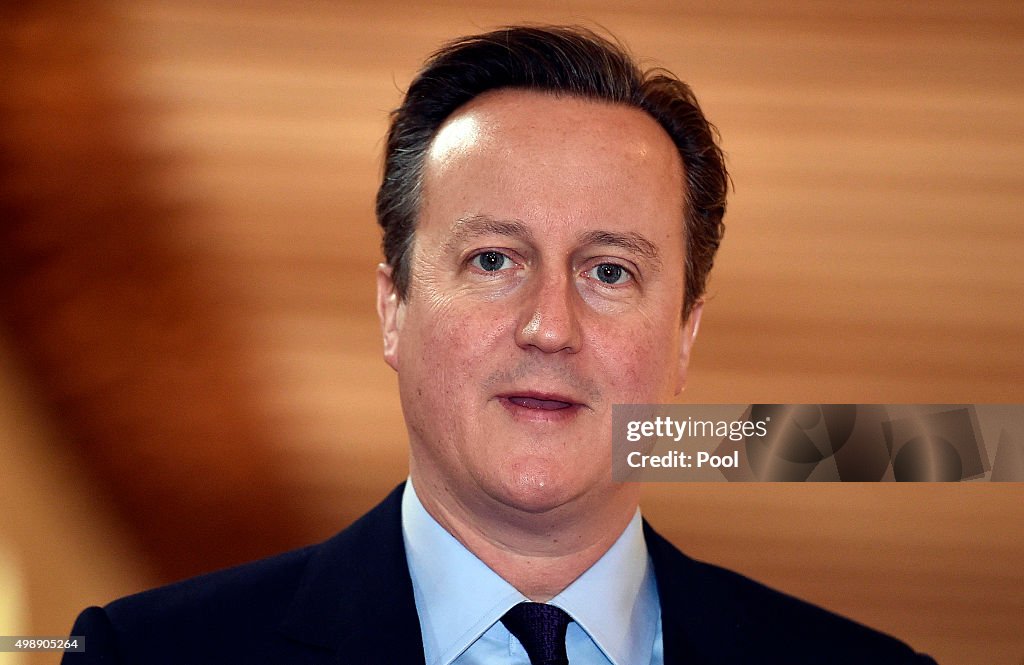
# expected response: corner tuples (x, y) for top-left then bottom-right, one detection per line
(500, 602), (574, 665)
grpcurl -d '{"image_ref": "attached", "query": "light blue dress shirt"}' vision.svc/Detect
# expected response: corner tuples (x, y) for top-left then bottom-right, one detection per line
(402, 480), (664, 665)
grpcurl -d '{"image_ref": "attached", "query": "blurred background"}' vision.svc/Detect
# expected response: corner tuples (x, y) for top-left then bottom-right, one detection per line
(1, 1), (1022, 663)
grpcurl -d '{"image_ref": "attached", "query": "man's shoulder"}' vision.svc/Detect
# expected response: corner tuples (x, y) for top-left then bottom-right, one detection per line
(64, 484), (417, 665)
(65, 541), (327, 664)
(644, 522), (936, 664)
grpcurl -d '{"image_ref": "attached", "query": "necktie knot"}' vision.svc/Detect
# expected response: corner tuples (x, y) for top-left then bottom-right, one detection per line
(500, 602), (573, 665)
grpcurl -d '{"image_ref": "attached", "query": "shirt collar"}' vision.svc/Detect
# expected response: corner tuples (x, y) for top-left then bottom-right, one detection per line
(550, 505), (659, 665)
(402, 479), (658, 665)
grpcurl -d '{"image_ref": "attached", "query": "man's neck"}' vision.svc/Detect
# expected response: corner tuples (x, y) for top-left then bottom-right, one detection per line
(410, 475), (639, 601)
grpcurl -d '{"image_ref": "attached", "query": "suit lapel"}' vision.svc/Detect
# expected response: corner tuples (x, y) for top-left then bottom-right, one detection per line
(648, 519), (785, 665)
(645, 520), (721, 665)
(279, 483), (426, 664)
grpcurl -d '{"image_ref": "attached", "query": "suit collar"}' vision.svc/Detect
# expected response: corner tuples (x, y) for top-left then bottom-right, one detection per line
(276, 485), (714, 665)
(279, 483), (426, 664)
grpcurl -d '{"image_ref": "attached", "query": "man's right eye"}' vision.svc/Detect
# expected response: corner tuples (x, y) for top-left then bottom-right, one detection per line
(470, 251), (513, 272)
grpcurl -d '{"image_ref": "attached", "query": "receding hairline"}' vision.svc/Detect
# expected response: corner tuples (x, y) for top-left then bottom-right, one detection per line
(430, 87), (686, 160)
(423, 87), (688, 205)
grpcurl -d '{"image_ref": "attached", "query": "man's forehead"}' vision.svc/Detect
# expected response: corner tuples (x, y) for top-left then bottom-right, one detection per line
(426, 110), (484, 172)
(425, 89), (682, 175)
(417, 88), (688, 264)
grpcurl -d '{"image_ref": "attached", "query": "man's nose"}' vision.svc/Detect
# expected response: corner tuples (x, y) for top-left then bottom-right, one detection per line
(514, 271), (583, 354)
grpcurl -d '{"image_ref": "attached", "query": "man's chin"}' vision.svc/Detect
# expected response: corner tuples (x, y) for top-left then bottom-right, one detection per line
(483, 469), (596, 517)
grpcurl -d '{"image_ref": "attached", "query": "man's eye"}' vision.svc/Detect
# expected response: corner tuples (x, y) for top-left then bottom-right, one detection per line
(587, 263), (631, 285)
(470, 251), (513, 272)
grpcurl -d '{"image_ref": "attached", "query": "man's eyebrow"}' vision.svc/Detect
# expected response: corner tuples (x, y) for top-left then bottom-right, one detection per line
(443, 214), (535, 251)
(443, 216), (663, 269)
(578, 230), (663, 269)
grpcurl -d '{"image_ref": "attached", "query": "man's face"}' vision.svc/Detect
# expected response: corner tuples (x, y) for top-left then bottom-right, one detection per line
(377, 89), (701, 519)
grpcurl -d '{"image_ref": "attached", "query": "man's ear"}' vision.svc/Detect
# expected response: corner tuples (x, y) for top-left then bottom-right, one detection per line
(376, 263), (402, 372)
(675, 300), (704, 395)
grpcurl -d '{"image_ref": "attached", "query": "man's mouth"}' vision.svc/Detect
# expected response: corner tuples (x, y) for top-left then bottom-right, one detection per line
(496, 392), (584, 421)
(506, 396), (574, 411)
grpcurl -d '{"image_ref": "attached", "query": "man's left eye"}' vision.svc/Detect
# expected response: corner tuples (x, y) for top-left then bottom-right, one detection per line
(587, 263), (631, 285)
(470, 251), (514, 272)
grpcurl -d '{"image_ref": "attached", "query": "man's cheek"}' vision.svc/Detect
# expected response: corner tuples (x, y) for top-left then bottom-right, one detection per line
(594, 334), (668, 396)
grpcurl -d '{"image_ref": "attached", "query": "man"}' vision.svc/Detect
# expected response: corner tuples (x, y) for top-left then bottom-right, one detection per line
(65, 26), (935, 664)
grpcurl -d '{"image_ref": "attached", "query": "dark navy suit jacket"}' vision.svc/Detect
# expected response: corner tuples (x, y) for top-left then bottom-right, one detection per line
(64, 484), (936, 664)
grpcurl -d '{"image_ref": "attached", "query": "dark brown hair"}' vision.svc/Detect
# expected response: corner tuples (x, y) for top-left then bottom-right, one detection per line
(376, 25), (727, 318)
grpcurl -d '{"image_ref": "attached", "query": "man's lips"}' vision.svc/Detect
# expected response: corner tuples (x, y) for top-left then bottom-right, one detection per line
(496, 392), (586, 420)
(506, 396), (574, 411)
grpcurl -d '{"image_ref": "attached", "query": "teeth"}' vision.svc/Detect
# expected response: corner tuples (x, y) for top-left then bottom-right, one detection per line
(509, 396), (572, 410)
